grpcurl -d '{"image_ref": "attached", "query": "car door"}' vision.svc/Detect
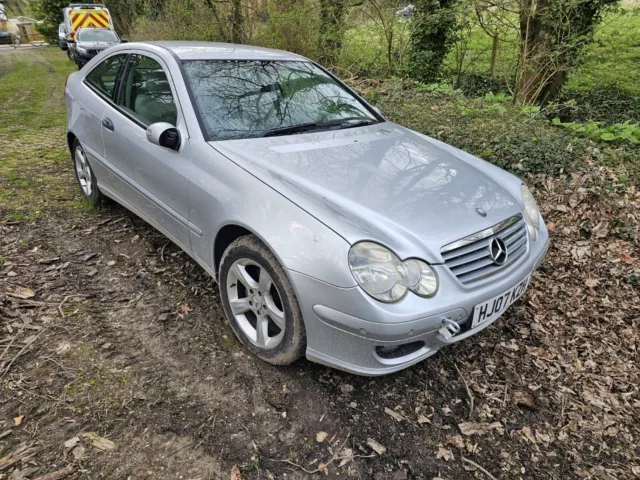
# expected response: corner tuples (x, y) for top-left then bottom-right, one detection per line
(78, 53), (127, 185)
(101, 52), (192, 250)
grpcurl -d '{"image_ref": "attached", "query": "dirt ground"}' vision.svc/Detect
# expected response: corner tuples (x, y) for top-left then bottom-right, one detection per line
(1, 48), (639, 480)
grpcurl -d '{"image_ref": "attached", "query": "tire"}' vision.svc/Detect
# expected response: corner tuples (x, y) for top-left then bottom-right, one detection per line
(67, 48), (74, 61)
(219, 235), (306, 365)
(71, 139), (104, 205)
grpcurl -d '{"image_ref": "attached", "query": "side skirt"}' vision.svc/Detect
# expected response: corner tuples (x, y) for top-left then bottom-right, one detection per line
(98, 183), (218, 282)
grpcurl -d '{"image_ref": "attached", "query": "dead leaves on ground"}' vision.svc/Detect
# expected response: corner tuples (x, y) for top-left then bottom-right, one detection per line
(458, 422), (504, 436)
(230, 465), (242, 480)
(6, 286), (35, 299)
(366, 438), (386, 455)
(81, 432), (116, 451)
(383, 162), (640, 478)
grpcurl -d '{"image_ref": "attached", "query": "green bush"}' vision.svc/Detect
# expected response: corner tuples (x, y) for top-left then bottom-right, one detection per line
(251, 3), (319, 59)
(131, 0), (227, 42)
(552, 118), (640, 144)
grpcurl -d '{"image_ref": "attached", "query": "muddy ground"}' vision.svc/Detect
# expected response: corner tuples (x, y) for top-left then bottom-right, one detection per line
(1, 48), (639, 480)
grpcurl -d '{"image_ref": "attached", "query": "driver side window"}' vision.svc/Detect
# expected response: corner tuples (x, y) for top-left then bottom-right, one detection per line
(116, 54), (177, 127)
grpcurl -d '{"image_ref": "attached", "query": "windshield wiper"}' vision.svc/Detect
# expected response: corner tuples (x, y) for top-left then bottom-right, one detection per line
(259, 117), (378, 138)
(259, 121), (327, 138)
(333, 118), (378, 129)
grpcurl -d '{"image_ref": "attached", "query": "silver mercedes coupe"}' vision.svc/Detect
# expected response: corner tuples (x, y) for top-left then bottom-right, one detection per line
(64, 41), (549, 375)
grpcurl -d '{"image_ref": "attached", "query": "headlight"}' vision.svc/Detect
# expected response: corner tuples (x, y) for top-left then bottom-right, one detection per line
(348, 242), (438, 303)
(521, 184), (540, 241)
(76, 46), (87, 54)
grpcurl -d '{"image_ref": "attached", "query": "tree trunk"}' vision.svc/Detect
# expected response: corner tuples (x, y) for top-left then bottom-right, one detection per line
(318, 0), (345, 66)
(516, 0), (609, 104)
(230, 0), (244, 44)
(489, 35), (498, 77)
(407, 0), (457, 82)
(516, 0), (551, 103)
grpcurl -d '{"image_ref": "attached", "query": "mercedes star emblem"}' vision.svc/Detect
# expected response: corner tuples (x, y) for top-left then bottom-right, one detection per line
(489, 237), (508, 265)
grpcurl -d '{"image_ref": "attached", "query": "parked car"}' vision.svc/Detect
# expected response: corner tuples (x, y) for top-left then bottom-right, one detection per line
(59, 23), (67, 50)
(64, 42), (549, 375)
(68, 28), (120, 68)
(0, 29), (18, 46)
(396, 4), (416, 17)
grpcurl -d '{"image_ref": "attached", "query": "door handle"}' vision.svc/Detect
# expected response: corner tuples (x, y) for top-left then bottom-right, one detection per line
(102, 117), (114, 131)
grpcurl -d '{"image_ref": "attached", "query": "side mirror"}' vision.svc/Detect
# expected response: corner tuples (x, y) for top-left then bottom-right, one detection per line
(146, 122), (181, 151)
(120, 38), (128, 43)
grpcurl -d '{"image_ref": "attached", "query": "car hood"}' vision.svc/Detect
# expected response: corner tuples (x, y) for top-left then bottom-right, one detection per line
(209, 122), (523, 263)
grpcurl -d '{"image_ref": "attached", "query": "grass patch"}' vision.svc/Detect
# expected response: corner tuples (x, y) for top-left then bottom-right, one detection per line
(8, 212), (29, 222)
(0, 48), (78, 222)
(565, 8), (640, 98)
(72, 197), (103, 214)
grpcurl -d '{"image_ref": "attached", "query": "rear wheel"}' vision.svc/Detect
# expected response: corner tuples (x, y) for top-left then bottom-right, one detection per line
(71, 139), (103, 205)
(219, 235), (306, 365)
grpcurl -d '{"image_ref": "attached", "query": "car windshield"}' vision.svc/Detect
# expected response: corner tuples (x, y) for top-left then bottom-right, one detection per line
(182, 60), (379, 140)
(77, 29), (117, 42)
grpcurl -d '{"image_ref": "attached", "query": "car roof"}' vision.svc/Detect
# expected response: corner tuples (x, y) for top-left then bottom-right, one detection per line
(141, 41), (307, 62)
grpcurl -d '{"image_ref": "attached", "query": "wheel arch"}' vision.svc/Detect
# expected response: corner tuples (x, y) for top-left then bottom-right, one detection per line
(213, 223), (300, 286)
(213, 224), (254, 278)
(67, 131), (77, 153)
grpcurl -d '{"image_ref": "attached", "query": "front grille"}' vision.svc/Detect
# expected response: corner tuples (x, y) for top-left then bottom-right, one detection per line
(441, 214), (528, 285)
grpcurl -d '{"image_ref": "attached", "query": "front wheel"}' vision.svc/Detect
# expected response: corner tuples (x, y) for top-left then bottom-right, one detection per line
(219, 235), (306, 365)
(71, 139), (103, 205)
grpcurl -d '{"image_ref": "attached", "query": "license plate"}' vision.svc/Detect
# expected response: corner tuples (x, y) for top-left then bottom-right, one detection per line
(471, 276), (530, 329)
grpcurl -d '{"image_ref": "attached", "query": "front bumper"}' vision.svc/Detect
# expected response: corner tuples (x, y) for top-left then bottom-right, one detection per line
(289, 227), (549, 376)
(75, 51), (98, 67)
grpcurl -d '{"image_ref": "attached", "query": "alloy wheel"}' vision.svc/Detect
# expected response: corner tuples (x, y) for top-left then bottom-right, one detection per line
(74, 146), (93, 197)
(226, 258), (286, 349)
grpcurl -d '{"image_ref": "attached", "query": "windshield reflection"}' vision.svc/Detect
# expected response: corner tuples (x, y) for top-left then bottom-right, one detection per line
(183, 60), (376, 140)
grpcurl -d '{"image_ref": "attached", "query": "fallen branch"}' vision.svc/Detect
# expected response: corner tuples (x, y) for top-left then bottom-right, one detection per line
(160, 242), (169, 263)
(267, 434), (351, 474)
(33, 465), (75, 480)
(58, 295), (86, 318)
(461, 456), (498, 480)
(267, 458), (318, 474)
(455, 363), (475, 419)
(0, 444), (38, 471)
(0, 328), (47, 380)
(0, 333), (19, 362)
